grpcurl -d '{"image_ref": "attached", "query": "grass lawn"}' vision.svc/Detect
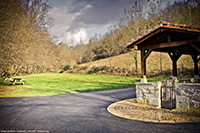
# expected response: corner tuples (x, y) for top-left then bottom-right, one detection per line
(0, 73), (169, 97)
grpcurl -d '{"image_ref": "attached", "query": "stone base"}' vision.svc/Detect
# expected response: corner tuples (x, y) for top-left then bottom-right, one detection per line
(140, 78), (147, 83)
(194, 75), (200, 79)
(172, 76), (177, 80)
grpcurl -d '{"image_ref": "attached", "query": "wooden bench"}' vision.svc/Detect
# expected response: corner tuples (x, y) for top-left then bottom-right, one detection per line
(11, 78), (26, 85)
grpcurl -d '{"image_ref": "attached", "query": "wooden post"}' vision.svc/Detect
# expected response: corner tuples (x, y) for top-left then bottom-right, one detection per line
(140, 48), (152, 82)
(141, 48), (146, 82)
(191, 55), (200, 77)
(172, 60), (177, 77)
(168, 52), (182, 79)
(141, 48), (145, 76)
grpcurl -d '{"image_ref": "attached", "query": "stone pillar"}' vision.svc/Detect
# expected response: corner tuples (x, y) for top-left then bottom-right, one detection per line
(135, 82), (162, 108)
(172, 76), (177, 80)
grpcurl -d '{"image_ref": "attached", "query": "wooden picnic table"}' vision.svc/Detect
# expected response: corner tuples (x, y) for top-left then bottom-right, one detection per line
(11, 78), (26, 85)
(3, 76), (13, 82)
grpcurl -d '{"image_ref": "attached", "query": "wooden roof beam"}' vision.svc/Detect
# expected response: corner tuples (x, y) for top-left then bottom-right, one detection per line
(168, 52), (182, 61)
(144, 39), (198, 50)
(134, 46), (138, 50)
(144, 49), (152, 60)
(168, 35), (171, 42)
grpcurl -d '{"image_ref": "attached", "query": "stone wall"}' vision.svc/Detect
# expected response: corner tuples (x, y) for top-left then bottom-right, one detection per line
(135, 78), (200, 109)
(176, 83), (200, 109)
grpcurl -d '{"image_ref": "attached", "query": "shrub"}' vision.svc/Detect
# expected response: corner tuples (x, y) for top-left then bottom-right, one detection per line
(60, 65), (70, 73)
(86, 66), (111, 74)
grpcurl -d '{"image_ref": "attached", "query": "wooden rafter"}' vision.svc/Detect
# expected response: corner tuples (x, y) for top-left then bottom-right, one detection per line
(163, 27), (200, 35)
(131, 29), (162, 48)
(190, 43), (200, 53)
(166, 31), (197, 38)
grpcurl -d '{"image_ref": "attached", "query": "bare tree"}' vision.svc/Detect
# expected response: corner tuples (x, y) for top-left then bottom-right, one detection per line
(0, 0), (54, 76)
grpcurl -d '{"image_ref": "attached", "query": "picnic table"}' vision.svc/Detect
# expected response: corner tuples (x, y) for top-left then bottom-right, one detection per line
(11, 78), (26, 85)
(3, 76), (13, 82)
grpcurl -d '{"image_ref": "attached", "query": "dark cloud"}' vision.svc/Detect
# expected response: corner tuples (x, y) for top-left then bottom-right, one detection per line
(74, 0), (134, 25)
(66, 0), (92, 14)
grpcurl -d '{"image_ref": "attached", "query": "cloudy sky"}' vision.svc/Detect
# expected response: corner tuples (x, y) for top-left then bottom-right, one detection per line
(47, 0), (181, 45)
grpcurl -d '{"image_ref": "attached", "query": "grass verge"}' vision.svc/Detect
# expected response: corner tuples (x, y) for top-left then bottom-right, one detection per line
(0, 73), (169, 97)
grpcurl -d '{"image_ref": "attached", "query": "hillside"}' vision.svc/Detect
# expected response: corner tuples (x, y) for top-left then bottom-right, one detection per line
(72, 51), (198, 78)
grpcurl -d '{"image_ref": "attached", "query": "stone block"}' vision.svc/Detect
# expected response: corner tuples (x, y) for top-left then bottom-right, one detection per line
(136, 89), (143, 98)
(148, 98), (160, 107)
(190, 100), (200, 109)
(136, 97), (143, 103)
(149, 88), (155, 94)
(176, 96), (189, 109)
(154, 89), (160, 98)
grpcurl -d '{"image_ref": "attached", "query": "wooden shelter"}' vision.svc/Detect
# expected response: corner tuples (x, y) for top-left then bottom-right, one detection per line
(126, 22), (200, 82)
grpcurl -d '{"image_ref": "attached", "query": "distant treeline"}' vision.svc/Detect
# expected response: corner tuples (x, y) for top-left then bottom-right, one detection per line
(1, 0), (200, 76)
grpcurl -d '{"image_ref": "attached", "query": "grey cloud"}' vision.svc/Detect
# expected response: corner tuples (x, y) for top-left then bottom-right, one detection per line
(48, 0), (148, 44)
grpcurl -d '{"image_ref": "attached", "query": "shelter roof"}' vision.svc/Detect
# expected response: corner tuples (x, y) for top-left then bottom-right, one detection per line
(126, 22), (200, 55)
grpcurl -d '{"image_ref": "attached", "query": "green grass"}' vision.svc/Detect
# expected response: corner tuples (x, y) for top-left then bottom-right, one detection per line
(0, 73), (169, 97)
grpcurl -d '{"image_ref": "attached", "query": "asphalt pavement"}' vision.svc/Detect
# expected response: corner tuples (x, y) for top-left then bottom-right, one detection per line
(0, 88), (199, 133)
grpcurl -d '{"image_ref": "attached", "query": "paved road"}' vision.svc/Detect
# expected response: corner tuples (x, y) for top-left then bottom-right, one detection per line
(0, 88), (199, 133)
